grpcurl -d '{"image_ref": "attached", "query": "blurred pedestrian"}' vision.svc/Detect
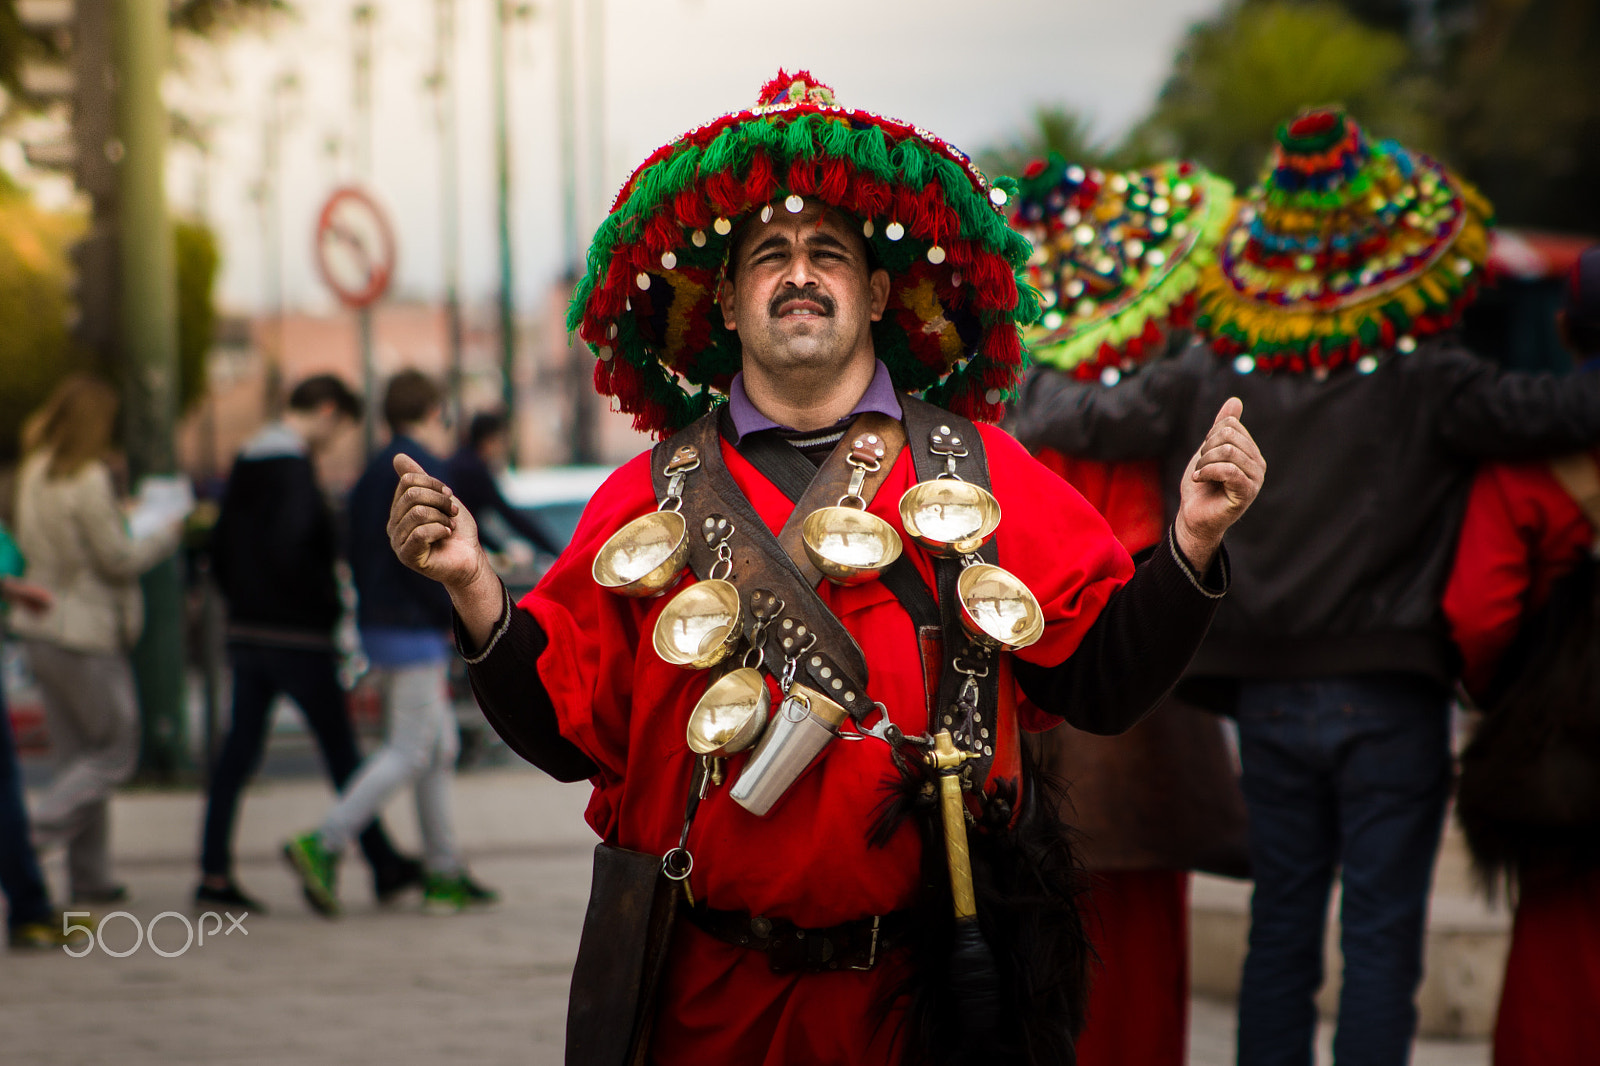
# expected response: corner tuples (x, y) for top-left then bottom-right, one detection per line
(197, 375), (421, 912)
(283, 370), (495, 916)
(1446, 244), (1600, 1066)
(1011, 110), (1600, 1066)
(10, 374), (183, 905)
(446, 411), (559, 559)
(0, 519), (73, 950)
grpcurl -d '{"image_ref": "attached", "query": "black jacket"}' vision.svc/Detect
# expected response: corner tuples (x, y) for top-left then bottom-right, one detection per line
(1010, 339), (1600, 685)
(444, 448), (560, 555)
(211, 429), (342, 647)
(349, 435), (454, 633)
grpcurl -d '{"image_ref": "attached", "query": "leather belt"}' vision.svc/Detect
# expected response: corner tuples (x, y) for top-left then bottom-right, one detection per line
(683, 905), (911, 973)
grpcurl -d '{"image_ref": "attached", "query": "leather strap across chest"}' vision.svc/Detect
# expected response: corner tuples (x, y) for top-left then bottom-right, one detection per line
(899, 396), (1003, 788)
(650, 414), (900, 719)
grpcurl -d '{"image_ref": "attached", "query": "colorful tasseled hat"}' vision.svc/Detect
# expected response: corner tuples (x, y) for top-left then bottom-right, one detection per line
(567, 70), (1037, 436)
(1195, 107), (1493, 376)
(1010, 156), (1234, 385)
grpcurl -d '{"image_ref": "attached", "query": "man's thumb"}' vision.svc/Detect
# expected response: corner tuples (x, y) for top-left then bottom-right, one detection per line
(393, 453), (424, 477)
(1216, 396), (1244, 424)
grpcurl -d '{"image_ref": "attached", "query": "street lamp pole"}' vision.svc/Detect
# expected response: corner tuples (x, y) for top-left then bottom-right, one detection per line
(352, 3), (378, 454)
(492, 0), (517, 457)
(433, 0), (464, 429)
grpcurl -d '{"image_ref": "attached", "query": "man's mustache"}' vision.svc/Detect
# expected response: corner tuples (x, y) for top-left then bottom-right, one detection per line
(769, 289), (835, 318)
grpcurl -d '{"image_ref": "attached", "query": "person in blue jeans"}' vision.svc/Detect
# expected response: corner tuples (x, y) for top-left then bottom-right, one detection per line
(0, 523), (68, 950)
(1234, 677), (1452, 1063)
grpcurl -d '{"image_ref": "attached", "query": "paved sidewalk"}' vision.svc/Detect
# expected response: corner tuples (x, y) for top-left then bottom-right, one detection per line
(3, 766), (1489, 1065)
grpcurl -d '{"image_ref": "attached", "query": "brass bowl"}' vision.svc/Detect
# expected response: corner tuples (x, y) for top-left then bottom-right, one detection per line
(592, 510), (690, 597)
(686, 668), (770, 756)
(956, 563), (1045, 651)
(898, 480), (1002, 557)
(800, 507), (904, 586)
(651, 578), (743, 669)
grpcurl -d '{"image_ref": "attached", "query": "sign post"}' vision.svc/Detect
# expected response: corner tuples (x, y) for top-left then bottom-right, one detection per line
(314, 186), (396, 453)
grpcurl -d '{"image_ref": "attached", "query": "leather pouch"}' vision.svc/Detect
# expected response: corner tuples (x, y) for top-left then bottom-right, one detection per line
(565, 843), (682, 1066)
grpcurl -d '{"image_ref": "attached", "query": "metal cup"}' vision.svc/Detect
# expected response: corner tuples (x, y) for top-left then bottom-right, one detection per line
(592, 510), (691, 597)
(800, 506), (904, 586)
(956, 563), (1045, 651)
(729, 683), (849, 817)
(898, 480), (1002, 557)
(686, 668), (770, 756)
(651, 578), (742, 669)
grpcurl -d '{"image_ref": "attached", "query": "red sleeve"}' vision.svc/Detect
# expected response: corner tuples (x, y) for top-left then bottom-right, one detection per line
(1443, 461), (1594, 696)
(516, 452), (657, 791)
(978, 426), (1136, 671)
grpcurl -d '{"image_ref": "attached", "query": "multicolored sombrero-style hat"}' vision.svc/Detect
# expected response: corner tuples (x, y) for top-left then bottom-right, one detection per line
(1196, 107), (1493, 376)
(567, 70), (1038, 436)
(1010, 156), (1234, 385)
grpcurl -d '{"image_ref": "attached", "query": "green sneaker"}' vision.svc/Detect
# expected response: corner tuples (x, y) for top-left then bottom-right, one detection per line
(282, 832), (340, 917)
(421, 874), (466, 915)
(455, 872), (500, 907)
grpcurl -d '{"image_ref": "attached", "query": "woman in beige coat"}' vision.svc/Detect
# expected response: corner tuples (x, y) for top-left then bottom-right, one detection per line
(10, 375), (181, 902)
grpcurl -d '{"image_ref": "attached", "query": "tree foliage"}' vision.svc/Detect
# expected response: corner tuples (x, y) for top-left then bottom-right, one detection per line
(174, 219), (219, 414)
(1125, 0), (1436, 188)
(977, 107), (1123, 184)
(0, 188), (85, 462)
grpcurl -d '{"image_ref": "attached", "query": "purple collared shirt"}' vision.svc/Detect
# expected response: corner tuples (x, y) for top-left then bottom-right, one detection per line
(726, 359), (904, 442)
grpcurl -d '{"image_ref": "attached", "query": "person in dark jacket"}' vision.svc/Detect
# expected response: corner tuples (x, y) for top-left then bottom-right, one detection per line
(283, 371), (495, 917)
(198, 375), (418, 911)
(1011, 111), (1600, 1066)
(446, 411), (559, 557)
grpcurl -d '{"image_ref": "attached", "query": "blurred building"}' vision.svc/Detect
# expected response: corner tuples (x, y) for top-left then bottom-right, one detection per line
(176, 290), (646, 493)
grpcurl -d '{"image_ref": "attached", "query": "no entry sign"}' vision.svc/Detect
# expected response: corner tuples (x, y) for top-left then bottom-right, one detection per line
(314, 186), (396, 309)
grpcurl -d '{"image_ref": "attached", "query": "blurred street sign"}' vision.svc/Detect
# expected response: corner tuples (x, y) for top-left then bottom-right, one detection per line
(313, 186), (396, 309)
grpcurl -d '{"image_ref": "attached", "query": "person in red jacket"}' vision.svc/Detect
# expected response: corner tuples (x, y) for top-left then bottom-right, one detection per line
(1442, 243), (1600, 1066)
(1005, 155), (1244, 1066)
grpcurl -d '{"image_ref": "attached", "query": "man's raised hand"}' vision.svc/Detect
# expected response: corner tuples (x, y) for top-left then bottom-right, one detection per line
(387, 454), (489, 592)
(1174, 397), (1265, 571)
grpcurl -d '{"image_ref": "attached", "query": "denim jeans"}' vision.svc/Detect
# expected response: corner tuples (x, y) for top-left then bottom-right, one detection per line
(1234, 675), (1452, 1066)
(201, 645), (405, 879)
(0, 673), (53, 931)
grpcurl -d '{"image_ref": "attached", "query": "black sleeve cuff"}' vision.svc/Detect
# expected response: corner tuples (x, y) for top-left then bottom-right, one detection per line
(1166, 525), (1230, 600)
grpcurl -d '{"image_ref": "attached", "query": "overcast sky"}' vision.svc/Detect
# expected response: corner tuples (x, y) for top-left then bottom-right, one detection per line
(155, 0), (1222, 316)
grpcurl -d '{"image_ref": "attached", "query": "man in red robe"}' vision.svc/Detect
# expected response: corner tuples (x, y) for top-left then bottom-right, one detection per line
(382, 73), (1264, 1065)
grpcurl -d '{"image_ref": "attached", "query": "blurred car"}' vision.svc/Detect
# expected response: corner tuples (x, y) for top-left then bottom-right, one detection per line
(487, 464), (618, 596)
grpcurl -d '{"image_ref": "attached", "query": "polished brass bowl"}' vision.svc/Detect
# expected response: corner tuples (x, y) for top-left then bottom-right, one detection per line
(956, 563), (1045, 651)
(686, 667), (770, 756)
(592, 510), (690, 597)
(800, 507), (904, 586)
(651, 578), (742, 669)
(898, 480), (1002, 557)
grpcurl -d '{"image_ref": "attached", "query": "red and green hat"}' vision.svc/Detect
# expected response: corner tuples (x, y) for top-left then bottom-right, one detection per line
(1196, 107), (1493, 376)
(1010, 156), (1234, 385)
(568, 70), (1038, 436)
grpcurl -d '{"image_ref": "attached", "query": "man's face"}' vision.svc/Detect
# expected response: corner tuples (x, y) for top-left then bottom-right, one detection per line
(718, 202), (891, 378)
(299, 403), (357, 455)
